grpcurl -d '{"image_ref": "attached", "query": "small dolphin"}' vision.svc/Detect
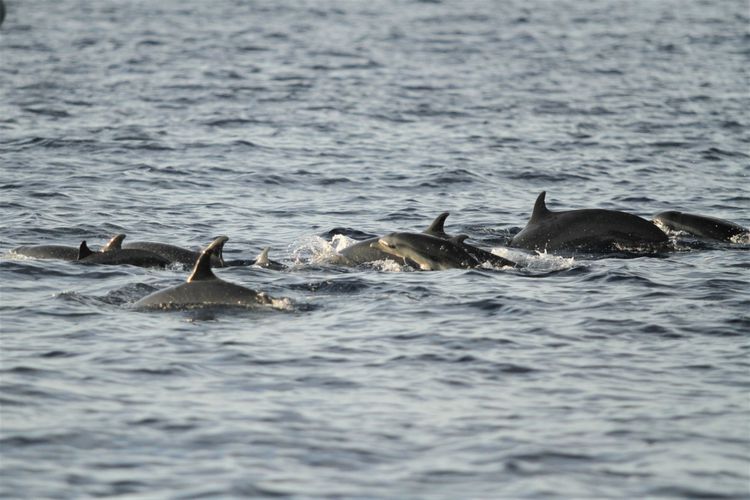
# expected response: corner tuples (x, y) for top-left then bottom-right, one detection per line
(12, 233), (126, 261)
(336, 212), (451, 265)
(652, 211), (749, 241)
(251, 247), (286, 270)
(134, 236), (287, 310)
(78, 234), (170, 267)
(372, 232), (516, 271)
(510, 191), (669, 253)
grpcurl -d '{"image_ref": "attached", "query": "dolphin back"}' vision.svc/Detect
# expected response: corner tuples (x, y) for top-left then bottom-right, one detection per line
(12, 244), (80, 261)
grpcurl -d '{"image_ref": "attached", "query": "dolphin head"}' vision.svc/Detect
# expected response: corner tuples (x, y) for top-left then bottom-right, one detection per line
(371, 233), (441, 270)
(371, 234), (405, 255)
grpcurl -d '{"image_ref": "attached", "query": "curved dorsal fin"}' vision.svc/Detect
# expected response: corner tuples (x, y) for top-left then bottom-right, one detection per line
(187, 236), (228, 282)
(211, 234), (228, 267)
(530, 191), (551, 222)
(102, 234), (126, 252)
(78, 240), (93, 260)
(254, 247), (271, 266)
(451, 234), (470, 244)
(424, 212), (450, 238)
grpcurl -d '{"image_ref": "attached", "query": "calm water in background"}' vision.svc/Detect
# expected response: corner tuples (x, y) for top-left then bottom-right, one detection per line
(1, 0), (749, 497)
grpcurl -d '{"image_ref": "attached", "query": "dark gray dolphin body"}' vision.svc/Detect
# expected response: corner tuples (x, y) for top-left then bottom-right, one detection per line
(123, 240), (226, 268)
(12, 244), (80, 261)
(336, 212), (450, 266)
(652, 211), (749, 241)
(134, 237), (286, 310)
(510, 192), (669, 253)
(372, 232), (516, 270)
(78, 234), (170, 267)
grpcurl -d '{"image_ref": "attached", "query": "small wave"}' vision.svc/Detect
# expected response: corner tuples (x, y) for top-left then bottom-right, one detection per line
(203, 118), (263, 128)
(646, 486), (740, 499)
(288, 277), (371, 294)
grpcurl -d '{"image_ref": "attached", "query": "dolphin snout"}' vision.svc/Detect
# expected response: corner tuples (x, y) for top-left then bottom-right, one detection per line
(372, 239), (395, 250)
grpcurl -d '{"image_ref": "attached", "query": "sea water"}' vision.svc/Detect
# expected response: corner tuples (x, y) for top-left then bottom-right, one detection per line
(1, 0), (748, 497)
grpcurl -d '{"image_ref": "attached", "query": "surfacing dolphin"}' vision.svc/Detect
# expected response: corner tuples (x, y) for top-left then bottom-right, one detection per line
(134, 236), (289, 310)
(12, 244), (81, 261)
(123, 239), (226, 268)
(335, 212), (451, 266)
(652, 211), (749, 242)
(372, 232), (516, 271)
(11, 233), (123, 261)
(510, 191), (669, 254)
(251, 247), (286, 270)
(78, 234), (170, 267)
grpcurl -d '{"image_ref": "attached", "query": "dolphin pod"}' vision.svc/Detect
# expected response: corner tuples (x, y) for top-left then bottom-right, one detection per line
(8, 192), (747, 310)
(11, 194), (747, 270)
(12, 233), (282, 269)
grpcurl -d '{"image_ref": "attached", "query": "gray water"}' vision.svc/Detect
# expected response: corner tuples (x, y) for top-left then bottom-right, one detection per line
(1, 0), (749, 498)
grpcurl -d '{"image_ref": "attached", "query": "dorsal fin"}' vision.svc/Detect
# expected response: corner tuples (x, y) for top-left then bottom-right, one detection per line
(102, 234), (126, 252)
(254, 247), (271, 266)
(78, 241), (93, 260)
(424, 212), (450, 238)
(187, 236), (228, 282)
(451, 234), (470, 244)
(211, 234), (228, 267)
(529, 191), (551, 222)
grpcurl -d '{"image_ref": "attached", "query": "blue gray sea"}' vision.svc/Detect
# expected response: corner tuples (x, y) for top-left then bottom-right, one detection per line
(1, 0), (749, 498)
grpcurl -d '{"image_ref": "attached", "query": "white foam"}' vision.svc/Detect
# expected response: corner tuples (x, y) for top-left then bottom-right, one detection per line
(730, 232), (750, 244)
(288, 235), (343, 265)
(491, 247), (576, 272)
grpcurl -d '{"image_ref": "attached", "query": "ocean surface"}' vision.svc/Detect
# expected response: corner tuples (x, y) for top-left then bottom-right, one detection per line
(1, 0), (749, 497)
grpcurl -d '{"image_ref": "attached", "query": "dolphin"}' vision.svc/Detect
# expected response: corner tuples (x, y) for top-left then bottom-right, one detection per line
(12, 244), (81, 261)
(133, 236), (287, 310)
(510, 191), (669, 253)
(652, 211), (749, 241)
(336, 212), (451, 265)
(12, 233), (126, 261)
(78, 234), (170, 267)
(371, 232), (516, 270)
(251, 247), (286, 270)
(123, 240), (226, 268)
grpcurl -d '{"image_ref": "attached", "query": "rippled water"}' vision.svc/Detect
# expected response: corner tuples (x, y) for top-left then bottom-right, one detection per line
(1, 0), (749, 497)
